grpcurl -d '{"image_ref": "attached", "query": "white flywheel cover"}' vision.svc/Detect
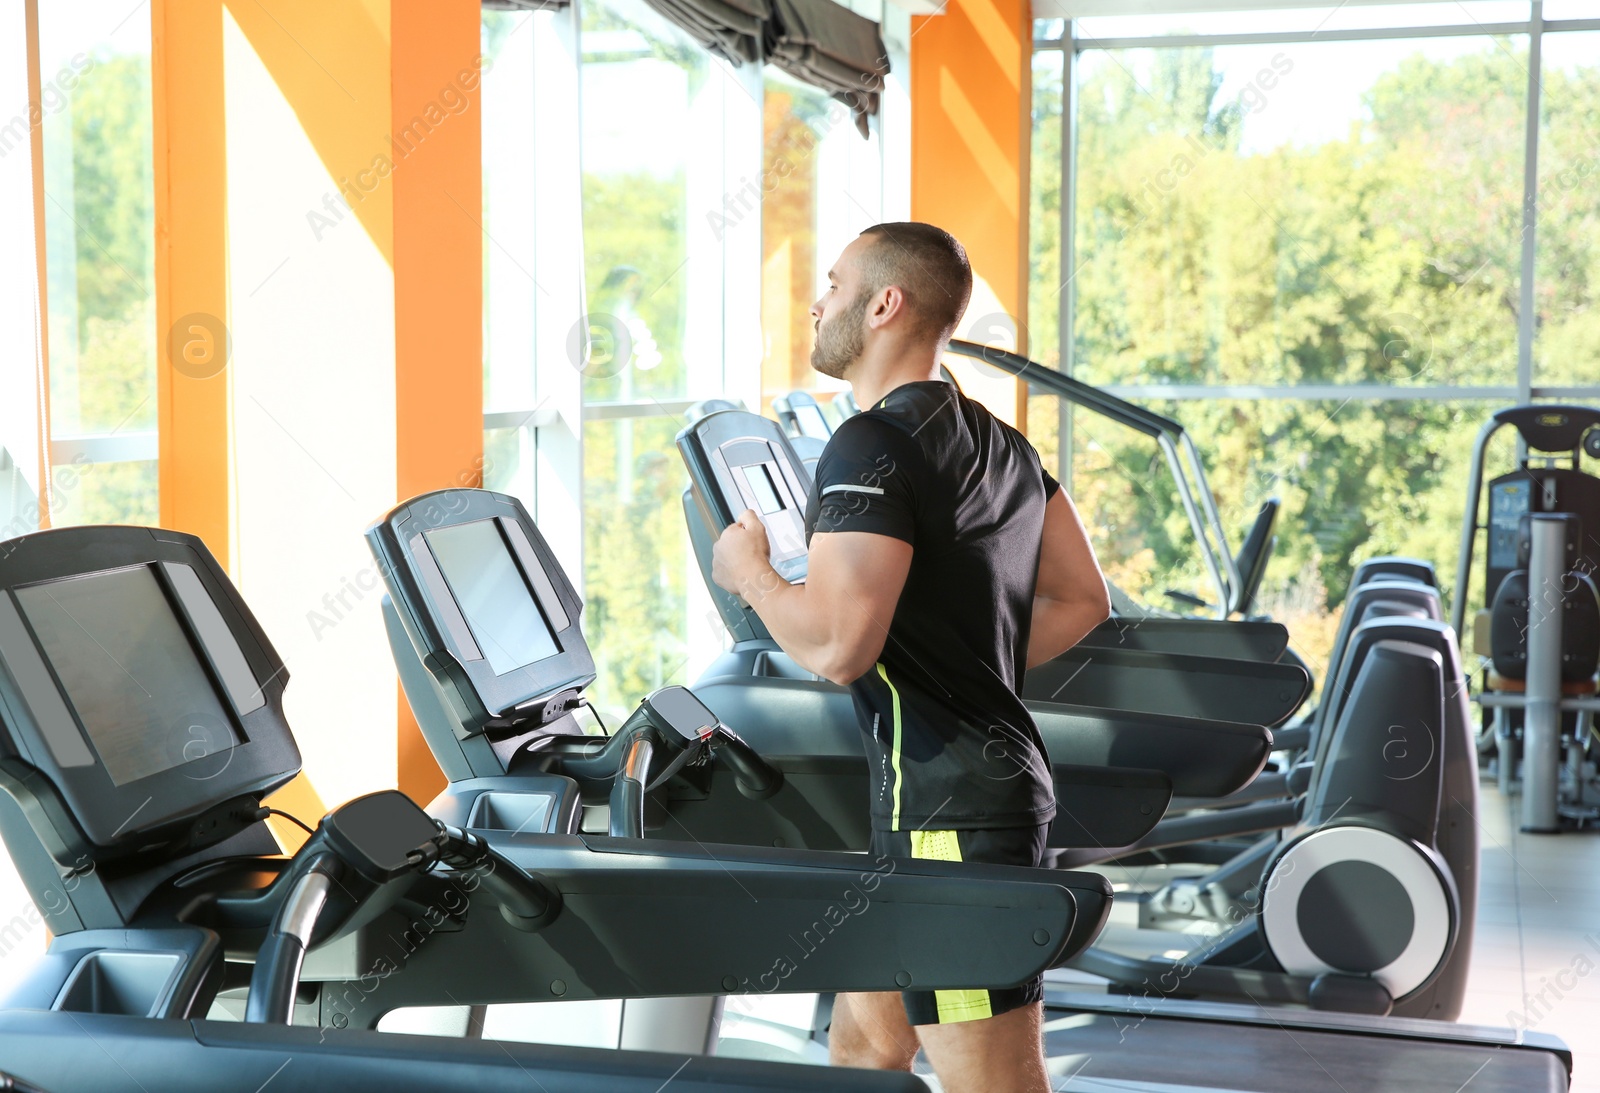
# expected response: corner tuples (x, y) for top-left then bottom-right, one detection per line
(1260, 825), (1452, 999)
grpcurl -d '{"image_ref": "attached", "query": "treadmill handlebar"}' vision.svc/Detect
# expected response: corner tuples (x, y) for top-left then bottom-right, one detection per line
(432, 820), (562, 931)
(567, 692), (786, 807)
(708, 726), (784, 799)
(244, 852), (340, 1024)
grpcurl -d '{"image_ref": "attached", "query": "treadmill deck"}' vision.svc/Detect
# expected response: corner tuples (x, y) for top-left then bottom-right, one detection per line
(1037, 992), (1569, 1093)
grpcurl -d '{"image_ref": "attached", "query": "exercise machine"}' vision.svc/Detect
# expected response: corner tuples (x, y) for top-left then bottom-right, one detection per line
(1454, 405), (1600, 830)
(0, 523), (1100, 1091)
(360, 493), (1569, 1088)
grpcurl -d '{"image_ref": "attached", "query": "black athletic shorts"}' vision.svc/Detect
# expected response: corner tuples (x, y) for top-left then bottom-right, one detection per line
(868, 824), (1051, 1026)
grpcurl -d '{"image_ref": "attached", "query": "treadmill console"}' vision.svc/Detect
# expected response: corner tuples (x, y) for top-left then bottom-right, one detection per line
(366, 490), (596, 735)
(774, 390), (833, 441)
(0, 527), (300, 867)
(677, 410), (813, 585)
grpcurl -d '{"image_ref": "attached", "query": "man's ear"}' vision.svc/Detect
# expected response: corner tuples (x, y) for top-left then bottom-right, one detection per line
(870, 285), (905, 329)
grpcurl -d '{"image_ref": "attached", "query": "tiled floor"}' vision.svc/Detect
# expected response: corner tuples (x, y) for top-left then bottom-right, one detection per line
(1457, 782), (1600, 1091)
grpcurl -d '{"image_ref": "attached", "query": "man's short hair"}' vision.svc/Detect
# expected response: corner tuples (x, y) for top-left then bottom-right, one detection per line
(856, 222), (973, 345)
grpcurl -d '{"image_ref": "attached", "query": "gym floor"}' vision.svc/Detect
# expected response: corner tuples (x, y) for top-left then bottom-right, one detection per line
(1456, 783), (1600, 1092)
(1058, 781), (1600, 1092)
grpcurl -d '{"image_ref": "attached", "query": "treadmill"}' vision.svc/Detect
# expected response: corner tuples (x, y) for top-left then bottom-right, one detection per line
(0, 524), (1105, 1092)
(359, 494), (1573, 1090)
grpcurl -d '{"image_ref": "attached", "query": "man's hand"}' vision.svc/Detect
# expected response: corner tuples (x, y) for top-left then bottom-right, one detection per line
(712, 509), (775, 601)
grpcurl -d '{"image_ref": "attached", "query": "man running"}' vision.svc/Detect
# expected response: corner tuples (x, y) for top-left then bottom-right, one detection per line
(712, 221), (1109, 1093)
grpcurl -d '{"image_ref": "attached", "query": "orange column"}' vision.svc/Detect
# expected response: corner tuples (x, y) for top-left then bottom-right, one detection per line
(391, 1), (483, 805)
(910, 0), (1031, 426)
(24, 0), (53, 525)
(153, 0), (232, 563)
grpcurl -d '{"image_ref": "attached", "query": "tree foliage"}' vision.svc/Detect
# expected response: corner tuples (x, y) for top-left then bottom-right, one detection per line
(1029, 41), (1600, 672)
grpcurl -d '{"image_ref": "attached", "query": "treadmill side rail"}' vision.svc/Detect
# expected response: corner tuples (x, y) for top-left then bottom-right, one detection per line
(310, 834), (1108, 1029)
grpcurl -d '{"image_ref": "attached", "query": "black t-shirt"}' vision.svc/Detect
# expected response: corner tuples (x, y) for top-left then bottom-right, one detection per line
(803, 380), (1060, 832)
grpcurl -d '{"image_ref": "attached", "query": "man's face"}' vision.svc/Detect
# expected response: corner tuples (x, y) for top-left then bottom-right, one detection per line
(810, 237), (875, 380)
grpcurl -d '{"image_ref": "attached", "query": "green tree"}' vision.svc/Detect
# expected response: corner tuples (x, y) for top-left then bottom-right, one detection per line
(1030, 40), (1593, 675)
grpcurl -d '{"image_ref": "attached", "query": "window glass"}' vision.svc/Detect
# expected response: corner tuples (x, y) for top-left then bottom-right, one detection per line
(579, 0), (730, 716)
(482, 10), (540, 417)
(1542, 1), (1600, 20)
(761, 72), (834, 408)
(759, 69), (879, 413)
(1076, 3), (1530, 41)
(38, 1), (157, 526)
(582, 415), (691, 712)
(1071, 36), (1526, 390)
(1533, 31), (1600, 388)
(1027, 388), (1501, 677)
(1029, 48), (1064, 379)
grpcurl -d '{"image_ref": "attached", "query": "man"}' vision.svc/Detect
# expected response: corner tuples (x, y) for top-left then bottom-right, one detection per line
(710, 222), (1110, 1093)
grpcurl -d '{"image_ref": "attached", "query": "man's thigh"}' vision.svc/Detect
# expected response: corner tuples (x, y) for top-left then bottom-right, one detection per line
(829, 991), (919, 1070)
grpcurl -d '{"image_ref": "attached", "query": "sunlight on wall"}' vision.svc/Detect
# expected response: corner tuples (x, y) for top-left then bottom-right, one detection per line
(224, 9), (398, 810)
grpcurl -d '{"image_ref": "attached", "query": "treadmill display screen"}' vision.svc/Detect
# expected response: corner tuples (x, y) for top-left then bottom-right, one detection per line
(795, 404), (830, 439)
(425, 519), (560, 675)
(742, 464), (786, 515)
(16, 567), (240, 787)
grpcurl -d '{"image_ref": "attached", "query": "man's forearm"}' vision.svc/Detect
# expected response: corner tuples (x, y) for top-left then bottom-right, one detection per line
(734, 566), (842, 679)
(1026, 596), (1110, 670)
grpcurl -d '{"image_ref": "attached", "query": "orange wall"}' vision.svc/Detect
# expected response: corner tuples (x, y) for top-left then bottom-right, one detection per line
(146, 0), (483, 816)
(910, 0), (1031, 425)
(153, 0), (232, 565)
(391, 1), (483, 805)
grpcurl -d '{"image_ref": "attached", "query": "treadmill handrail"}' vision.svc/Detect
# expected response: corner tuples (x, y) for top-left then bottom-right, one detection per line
(944, 340), (1239, 616)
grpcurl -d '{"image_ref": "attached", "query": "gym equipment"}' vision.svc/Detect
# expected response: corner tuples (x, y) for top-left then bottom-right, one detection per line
(1114, 574), (1449, 930)
(1454, 405), (1600, 829)
(359, 495), (1562, 1085)
(0, 523), (1100, 1092)
(772, 390), (834, 441)
(370, 487), (1237, 853)
(767, 391), (828, 472)
(677, 403), (1481, 1018)
(1072, 614), (1481, 1020)
(679, 407), (1297, 767)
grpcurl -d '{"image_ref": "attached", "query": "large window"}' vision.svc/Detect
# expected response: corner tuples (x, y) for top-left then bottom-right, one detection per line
(758, 1), (904, 415)
(1534, 30), (1600, 389)
(38, 0), (157, 526)
(479, 0), (906, 720)
(1033, 4), (1600, 672)
(577, 0), (760, 718)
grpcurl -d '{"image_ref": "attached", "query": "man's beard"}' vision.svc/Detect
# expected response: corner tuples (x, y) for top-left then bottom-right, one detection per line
(810, 289), (870, 380)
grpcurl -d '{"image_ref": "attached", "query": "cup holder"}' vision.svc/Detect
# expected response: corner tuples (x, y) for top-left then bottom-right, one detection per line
(467, 791), (557, 835)
(54, 951), (182, 1017)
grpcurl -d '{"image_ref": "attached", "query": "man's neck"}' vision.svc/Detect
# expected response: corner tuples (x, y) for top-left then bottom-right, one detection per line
(849, 349), (944, 411)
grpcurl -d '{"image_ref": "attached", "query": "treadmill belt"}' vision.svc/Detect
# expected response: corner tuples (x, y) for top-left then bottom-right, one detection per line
(1037, 996), (1567, 1093)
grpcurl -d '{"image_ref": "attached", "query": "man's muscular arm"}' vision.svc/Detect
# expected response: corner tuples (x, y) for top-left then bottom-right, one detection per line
(712, 510), (912, 686)
(1028, 489), (1110, 669)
